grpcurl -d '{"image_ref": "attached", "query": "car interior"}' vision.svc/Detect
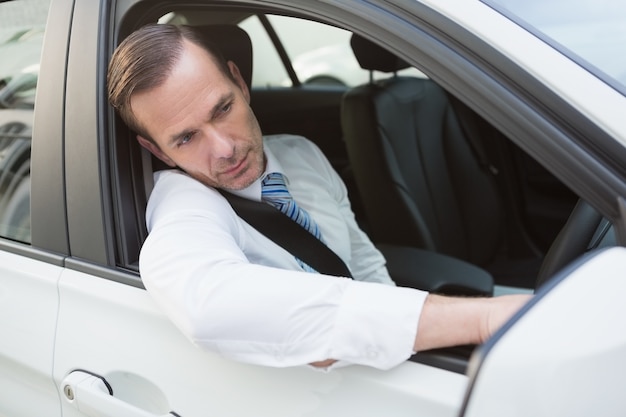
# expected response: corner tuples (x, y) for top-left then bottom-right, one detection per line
(109, 7), (601, 371)
(342, 33), (544, 287)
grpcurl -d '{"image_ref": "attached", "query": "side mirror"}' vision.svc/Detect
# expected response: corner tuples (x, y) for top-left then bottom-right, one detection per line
(460, 247), (626, 417)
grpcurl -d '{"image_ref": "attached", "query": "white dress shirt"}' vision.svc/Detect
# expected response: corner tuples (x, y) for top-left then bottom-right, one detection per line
(140, 134), (428, 370)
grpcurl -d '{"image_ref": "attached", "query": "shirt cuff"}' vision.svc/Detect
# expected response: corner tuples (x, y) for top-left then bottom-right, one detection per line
(327, 281), (428, 370)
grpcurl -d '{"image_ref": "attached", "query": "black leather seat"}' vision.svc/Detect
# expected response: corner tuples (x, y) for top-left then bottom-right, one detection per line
(195, 24), (253, 89)
(341, 34), (538, 284)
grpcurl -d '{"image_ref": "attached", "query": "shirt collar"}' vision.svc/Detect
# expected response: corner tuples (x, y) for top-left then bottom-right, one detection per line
(229, 139), (288, 202)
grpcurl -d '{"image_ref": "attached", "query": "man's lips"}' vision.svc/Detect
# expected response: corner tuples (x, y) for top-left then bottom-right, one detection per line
(219, 155), (247, 178)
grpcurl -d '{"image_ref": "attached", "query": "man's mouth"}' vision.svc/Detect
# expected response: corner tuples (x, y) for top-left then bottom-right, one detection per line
(220, 154), (247, 178)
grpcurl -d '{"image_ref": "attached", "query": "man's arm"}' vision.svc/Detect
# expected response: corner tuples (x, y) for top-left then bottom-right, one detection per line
(146, 168), (530, 370)
(312, 293), (531, 368)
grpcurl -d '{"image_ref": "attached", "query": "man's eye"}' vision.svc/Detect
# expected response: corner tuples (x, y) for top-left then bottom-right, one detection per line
(179, 132), (194, 146)
(220, 103), (232, 114)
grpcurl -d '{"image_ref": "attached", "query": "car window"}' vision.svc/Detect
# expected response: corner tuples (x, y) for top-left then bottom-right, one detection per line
(240, 14), (425, 88)
(238, 15), (290, 87)
(0, 0), (49, 244)
(486, 0), (626, 92)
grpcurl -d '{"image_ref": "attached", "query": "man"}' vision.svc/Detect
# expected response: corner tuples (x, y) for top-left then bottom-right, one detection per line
(108, 23), (530, 370)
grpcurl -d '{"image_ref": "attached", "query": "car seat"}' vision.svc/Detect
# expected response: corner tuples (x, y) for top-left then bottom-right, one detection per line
(341, 34), (540, 285)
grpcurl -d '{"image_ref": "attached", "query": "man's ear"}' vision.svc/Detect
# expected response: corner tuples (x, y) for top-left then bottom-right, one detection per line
(227, 60), (250, 103)
(136, 135), (176, 167)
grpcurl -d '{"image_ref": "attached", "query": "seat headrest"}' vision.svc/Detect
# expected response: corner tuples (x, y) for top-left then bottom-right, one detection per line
(195, 24), (253, 89)
(350, 34), (410, 73)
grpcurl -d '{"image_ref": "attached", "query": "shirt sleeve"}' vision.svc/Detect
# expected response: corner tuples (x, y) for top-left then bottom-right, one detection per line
(141, 169), (427, 370)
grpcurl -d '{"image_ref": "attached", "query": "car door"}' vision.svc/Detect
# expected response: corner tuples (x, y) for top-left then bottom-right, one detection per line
(54, 268), (469, 417)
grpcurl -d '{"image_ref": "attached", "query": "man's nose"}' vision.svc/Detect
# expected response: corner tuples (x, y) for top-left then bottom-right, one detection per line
(207, 130), (235, 159)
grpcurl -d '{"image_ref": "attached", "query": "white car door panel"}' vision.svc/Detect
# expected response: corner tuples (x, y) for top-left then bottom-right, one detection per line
(0, 250), (63, 416)
(53, 268), (467, 417)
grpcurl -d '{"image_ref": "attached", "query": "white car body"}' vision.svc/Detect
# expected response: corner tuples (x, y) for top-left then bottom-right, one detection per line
(1, 0), (625, 415)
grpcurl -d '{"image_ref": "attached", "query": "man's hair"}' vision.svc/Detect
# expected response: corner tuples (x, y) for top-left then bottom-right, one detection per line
(107, 23), (234, 141)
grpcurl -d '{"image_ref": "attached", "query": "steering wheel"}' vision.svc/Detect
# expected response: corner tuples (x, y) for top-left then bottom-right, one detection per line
(535, 199), (604, 289)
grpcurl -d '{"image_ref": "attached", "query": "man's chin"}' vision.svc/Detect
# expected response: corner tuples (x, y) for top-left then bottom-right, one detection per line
(210, 171), (262, 192)
(222, 177), (259, 191)
(187, 155), (264, 191)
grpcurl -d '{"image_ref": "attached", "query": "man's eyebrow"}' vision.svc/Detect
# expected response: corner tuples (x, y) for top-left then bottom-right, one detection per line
(166, 92), (235, 147)
(208, 91), (234, 120)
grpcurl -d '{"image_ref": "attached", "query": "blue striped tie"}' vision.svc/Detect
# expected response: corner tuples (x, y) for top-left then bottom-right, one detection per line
(261, 172), (322, 273)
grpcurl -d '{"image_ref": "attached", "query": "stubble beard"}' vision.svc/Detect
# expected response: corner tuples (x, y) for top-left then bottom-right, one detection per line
(191, 141), (265, 191)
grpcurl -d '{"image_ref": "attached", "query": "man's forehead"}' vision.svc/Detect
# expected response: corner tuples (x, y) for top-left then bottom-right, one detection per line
(130, 42), (229, 120)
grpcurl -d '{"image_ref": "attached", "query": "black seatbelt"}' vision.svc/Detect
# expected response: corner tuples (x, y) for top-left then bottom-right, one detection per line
(219, 191), (353, 278)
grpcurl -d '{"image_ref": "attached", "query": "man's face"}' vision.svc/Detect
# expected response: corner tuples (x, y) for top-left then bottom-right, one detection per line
(131, 40), (265, 191)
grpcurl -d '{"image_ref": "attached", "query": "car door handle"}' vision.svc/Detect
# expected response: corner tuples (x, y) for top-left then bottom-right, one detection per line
(61, 371), (180, 417)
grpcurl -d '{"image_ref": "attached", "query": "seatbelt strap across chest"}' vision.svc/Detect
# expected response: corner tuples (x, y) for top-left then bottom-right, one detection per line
(220, 190), (353, 278)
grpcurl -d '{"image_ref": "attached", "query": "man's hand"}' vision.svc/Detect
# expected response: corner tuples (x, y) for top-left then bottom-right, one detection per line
(481, 293), (532, 343)
(310, 359), (337, 368)
(414, 293), (532, 352)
